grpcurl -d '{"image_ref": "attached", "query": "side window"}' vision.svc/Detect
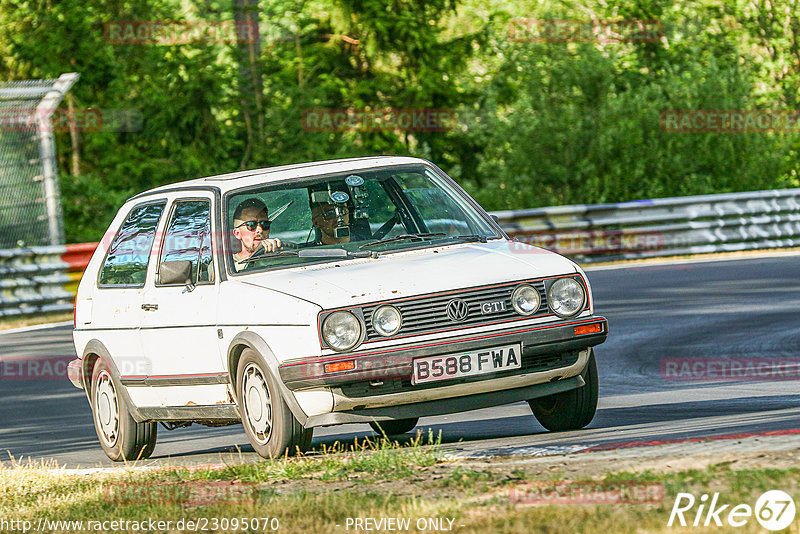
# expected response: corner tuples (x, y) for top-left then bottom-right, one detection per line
(158, 200), (213, 285)
(99, 202), (166, 287)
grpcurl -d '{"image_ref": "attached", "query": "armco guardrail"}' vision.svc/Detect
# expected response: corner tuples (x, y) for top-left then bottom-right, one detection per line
(0, 246), (77, 317)
(494, 188), (800, 262)
(2, 187), (800, 317)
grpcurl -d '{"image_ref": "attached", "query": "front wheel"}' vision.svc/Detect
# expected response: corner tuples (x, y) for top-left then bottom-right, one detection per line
(369, 418), (419, 436)
(528, 349), (598, 431)
(90, 359), (157, 461)
(237, 348), (312, 458)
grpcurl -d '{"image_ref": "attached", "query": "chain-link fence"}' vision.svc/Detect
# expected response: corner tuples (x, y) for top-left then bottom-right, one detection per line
(0, 73), (79, 248)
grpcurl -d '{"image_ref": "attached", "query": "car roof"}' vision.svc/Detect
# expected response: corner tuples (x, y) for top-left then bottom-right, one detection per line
(128, 156), (429, 201)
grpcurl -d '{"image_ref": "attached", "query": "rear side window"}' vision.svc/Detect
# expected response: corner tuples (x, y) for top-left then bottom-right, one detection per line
(158, 200), (214, 285)
(98, 202), (166, 287)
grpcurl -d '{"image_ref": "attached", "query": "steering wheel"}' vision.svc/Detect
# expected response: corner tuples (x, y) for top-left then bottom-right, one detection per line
(245, 240), (300, 262)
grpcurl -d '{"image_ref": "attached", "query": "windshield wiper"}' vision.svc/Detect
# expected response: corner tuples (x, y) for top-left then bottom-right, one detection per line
(359, 233), (447, 249)
(241, 248), (378, 263)
(448, 234), (489, 243)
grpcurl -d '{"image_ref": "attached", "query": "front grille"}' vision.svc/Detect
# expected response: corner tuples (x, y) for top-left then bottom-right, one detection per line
(338, 350), (580, 398)
(362, 281), (549, 342)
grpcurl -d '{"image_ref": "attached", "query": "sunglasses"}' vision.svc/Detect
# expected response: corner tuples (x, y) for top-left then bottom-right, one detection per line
(236, 220), (271, 232)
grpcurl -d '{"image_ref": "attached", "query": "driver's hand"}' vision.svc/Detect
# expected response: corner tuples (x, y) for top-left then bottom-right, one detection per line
(261, 238), (282, 253)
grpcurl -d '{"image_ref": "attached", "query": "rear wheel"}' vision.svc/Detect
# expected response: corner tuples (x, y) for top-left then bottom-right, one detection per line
(369, 417), (419, 436)
(528, 349), (598, 431)
(237, 348), (312, 458)
(90, 359), (157, 461)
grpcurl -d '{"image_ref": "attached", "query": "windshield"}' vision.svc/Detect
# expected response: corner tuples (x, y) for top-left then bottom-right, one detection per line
(225, 164), (500, 273)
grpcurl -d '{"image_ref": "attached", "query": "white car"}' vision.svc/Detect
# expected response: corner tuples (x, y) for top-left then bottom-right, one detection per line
(68, 156), (608, 461)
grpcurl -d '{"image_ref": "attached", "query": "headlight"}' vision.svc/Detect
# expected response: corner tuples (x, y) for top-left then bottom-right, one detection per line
(511, 284), (541, 315)
(547, 278), (585, 317)
(372, 305), (402, 336)
(322, 311), (362, 351)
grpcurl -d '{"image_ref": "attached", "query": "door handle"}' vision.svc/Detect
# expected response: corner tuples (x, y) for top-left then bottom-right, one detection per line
(141, 303), (159, 311)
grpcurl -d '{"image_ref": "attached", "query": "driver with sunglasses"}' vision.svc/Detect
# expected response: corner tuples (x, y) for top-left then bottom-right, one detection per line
(231, 198), (282, 272)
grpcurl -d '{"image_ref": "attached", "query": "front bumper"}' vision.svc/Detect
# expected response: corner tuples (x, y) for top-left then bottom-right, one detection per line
(305, 372), (587, 427)
(279, 316), (608, 418)
(279, 316), (607, 391)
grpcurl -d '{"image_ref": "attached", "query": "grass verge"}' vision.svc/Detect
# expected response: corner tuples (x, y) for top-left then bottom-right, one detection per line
(0, 312), (72, 331)
(2, 439), (798, 533)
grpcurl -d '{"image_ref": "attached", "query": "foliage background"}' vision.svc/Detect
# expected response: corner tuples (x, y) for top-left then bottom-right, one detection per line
(0, 0), (798, 242)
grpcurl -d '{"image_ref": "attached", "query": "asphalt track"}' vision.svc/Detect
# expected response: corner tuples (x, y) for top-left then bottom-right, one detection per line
(1, 255), (798, 468)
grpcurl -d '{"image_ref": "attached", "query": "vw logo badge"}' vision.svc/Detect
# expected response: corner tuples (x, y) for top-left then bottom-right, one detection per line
(445, 299), (469, 322)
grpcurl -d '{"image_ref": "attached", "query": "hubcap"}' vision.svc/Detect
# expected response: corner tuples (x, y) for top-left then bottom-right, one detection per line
(242, 363), (272, 445)
(94, 370), (119, 447)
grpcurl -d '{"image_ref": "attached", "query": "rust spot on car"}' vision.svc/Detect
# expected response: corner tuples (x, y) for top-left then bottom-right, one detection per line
(185, 401), (198, 406)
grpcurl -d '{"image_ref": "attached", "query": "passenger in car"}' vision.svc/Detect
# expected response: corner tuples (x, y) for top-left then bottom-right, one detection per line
(311, 202), (351, 245)
(231, 198), (282, 271)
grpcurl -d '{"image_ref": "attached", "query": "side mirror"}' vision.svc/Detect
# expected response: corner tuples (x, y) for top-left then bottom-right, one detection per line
(159, 260), (193, 285)
(490, 214), (499, 223)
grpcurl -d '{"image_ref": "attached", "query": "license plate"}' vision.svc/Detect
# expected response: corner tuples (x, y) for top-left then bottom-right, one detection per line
(412, 344), (522, 385)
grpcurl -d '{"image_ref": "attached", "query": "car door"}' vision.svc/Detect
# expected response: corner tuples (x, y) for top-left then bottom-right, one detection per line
(92, 200), (167, 379)
(138, 195), (228, 407)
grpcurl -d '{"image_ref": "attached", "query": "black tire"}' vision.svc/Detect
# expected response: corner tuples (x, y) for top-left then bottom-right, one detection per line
(236, 348), (312, 458)
(528, 349), (598, 431)
(90, 359), (157, 462)
(369, 418), (419, 436)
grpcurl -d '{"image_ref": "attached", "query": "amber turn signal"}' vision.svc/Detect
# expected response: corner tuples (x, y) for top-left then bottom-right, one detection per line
(324, 360), (356, 373)
(574, 323), (602, 336)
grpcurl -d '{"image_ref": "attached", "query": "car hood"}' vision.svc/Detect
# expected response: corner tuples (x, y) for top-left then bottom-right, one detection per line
(238, 240), (577, 309)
